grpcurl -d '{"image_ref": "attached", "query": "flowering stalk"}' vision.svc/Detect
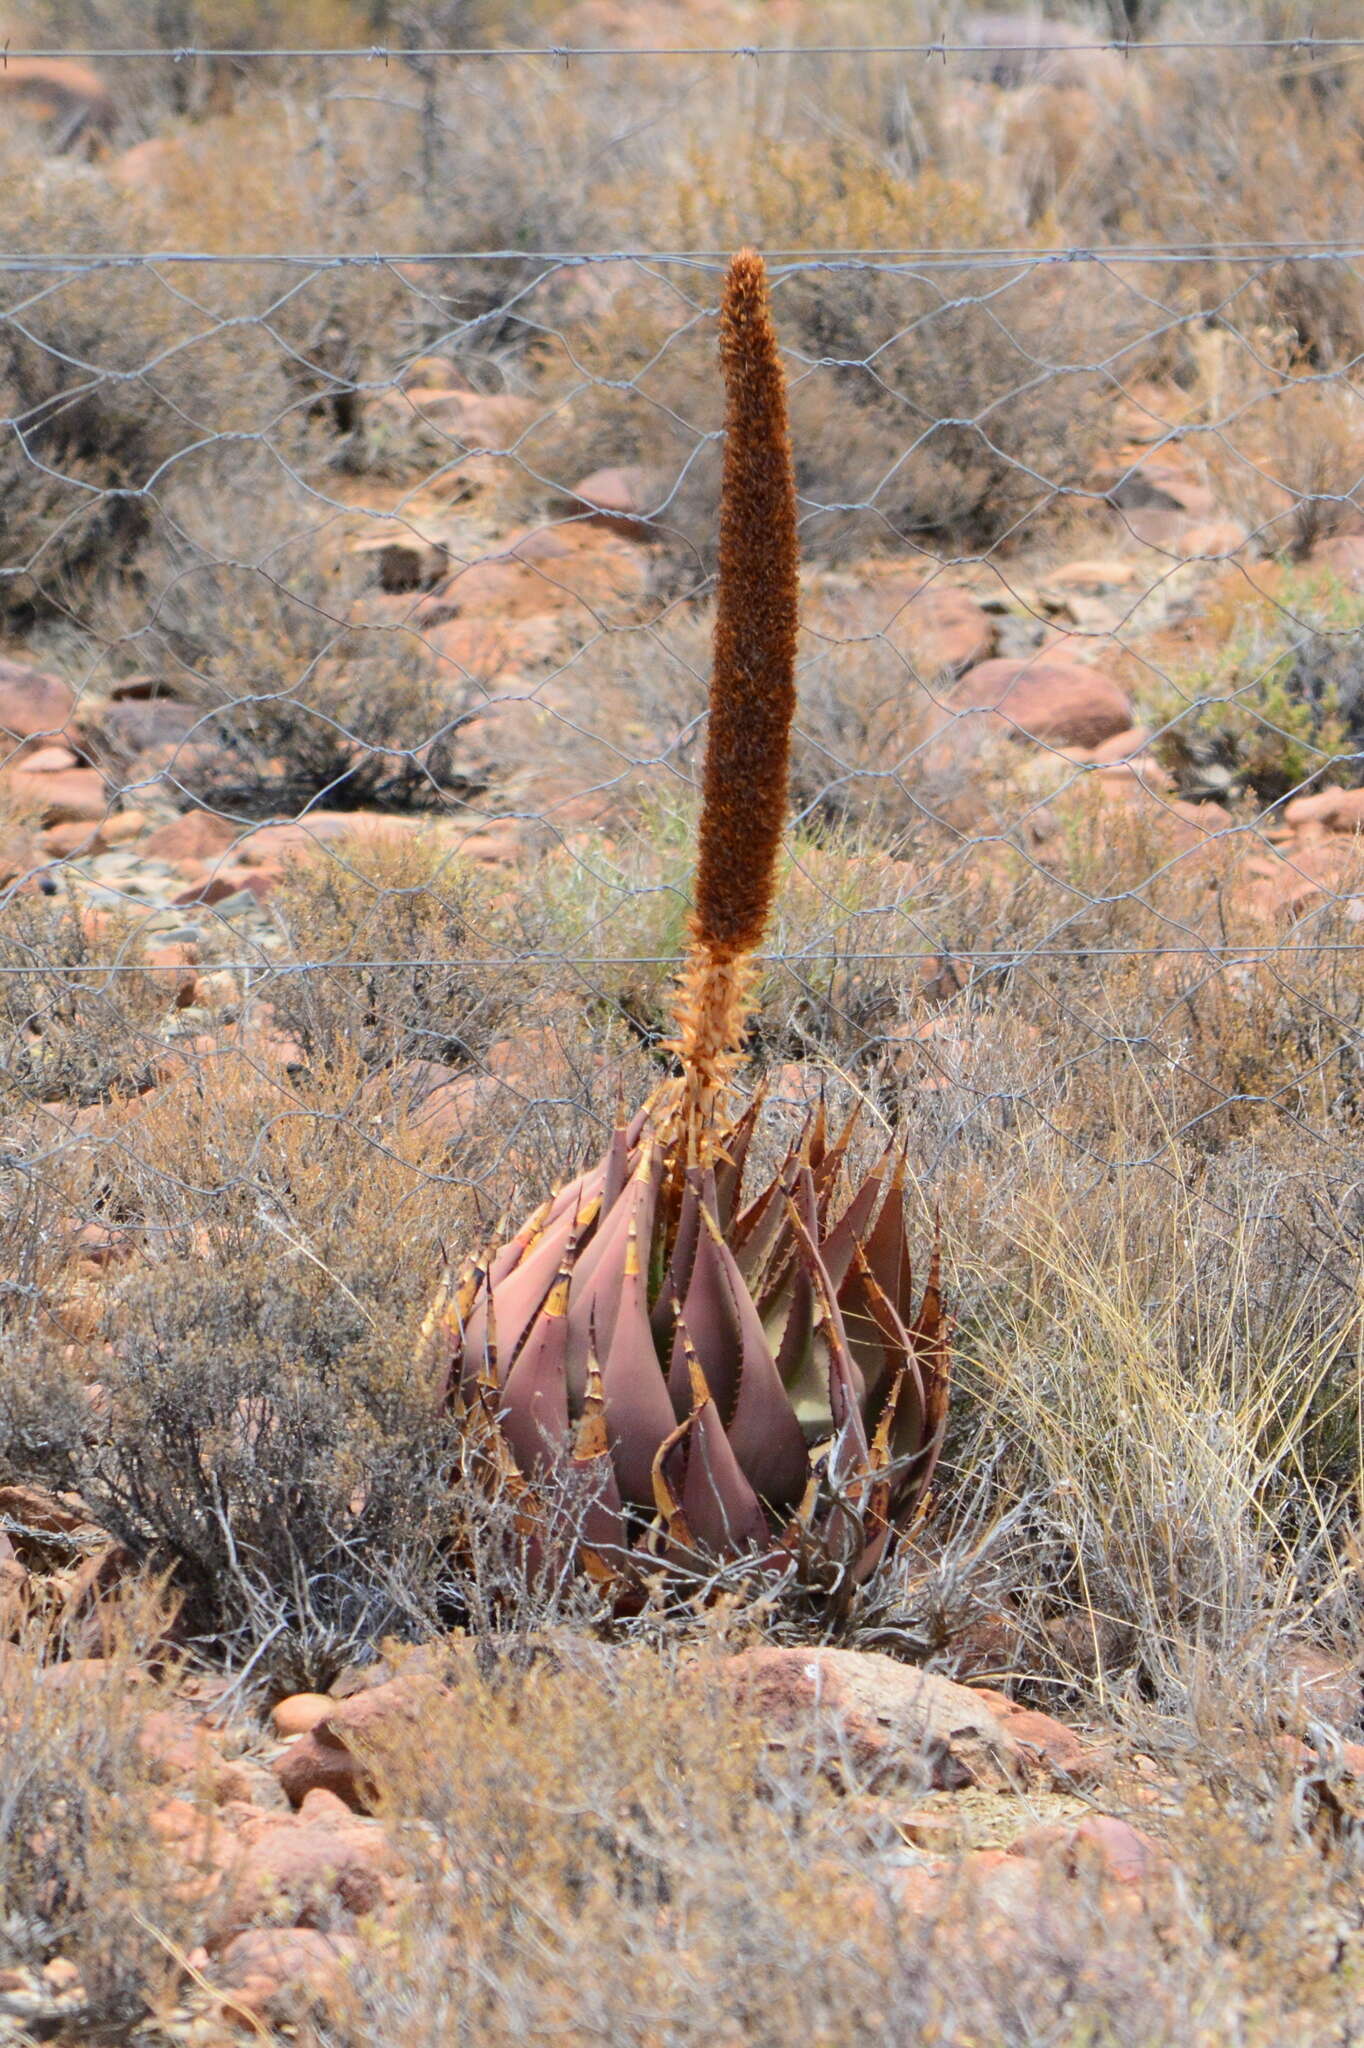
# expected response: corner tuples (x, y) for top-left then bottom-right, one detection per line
(666, 247), (799, 1163)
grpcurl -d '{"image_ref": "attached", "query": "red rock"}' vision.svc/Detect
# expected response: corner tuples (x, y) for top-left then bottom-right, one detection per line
(141, 811), (239, 863)
(173, 866), (279, 908)
(41, 819), (105, 858)
(102, 809), (147, 846)
(1067, 724), (1151, 764)
(1178, 519), (1248, 559)
(1273, 1644), (1359, 1732)
(137, 1707), (225, 1783)
(950, 658), (1133, 749)
(0, 58), (116, 143)
(965, 1691), (1109, 1785)
(144, 943), (199, 1003)
(20, 744), (80, 774)
(272, 1673), (446, 1811)
(1107, 443), (1215, 518)
(217, 1816), (400, 1938)
(1008, 1814), (1171, 1887)
(454, 828), (523, 866)
(0, 823), (37, 887)
(809, 568), (995, 676)
(389, 385), (535, 447)
(1283, 787), (1364, 834)
(228, 812), (418, 866)
(3, 765), (106, 825)
(213, 1927), (358, 2025)
(567, 465), (660, 535)
(698, 1648), (1028, 1792)
(0, 1484), (87, 1533)
(297, 1787), (360, 1826)
(416, 522), (649, 627)
(1234, 841), (1363, 920)
(272, 1693), (335, 1738)
(0, 1529), (27, 1601)
(0, 660), (76, 742)
(109, 135), (186, 194)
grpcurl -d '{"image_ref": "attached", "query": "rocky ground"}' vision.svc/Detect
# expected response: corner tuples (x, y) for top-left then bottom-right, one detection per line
(7, 5), (1364, 2040)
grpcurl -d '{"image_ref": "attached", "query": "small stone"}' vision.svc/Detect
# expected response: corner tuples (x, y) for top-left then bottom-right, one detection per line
(567, 464), (660, 535)
(1283, 787), (1364, 834)
(1008, 1813), (1171, 1888)
(272, 1692), (335, 1738)
(3, 765), (107, 825)
(102, 809), (147, 845)
(213, 1927), (358, 2025)
(141, 811), (239, 863)
(695, 1647), (1029, 1793)
(144, 942), (200, 1004)
(0, 659), (76, 742)
(20, 744), (80, 774)
(950, 658), (1133, 750)
(217, 1816), (400, 1938)
(273, 1673), (447, 1811)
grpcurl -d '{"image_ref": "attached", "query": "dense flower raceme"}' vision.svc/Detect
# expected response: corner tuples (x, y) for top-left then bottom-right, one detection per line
(423, 1096), (949, 1592)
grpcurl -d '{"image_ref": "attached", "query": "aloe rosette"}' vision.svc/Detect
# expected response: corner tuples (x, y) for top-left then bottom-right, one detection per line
(425, 1096), (947, 1592)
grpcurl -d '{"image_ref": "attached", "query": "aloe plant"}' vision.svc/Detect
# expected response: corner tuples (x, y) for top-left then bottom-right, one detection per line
(425, 251), (949, 1597)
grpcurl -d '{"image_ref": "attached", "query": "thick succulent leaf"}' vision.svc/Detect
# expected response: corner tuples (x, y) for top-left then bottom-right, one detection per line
(460, 1191), (591, 1396)
(671, 1205), (810, 1516)
(842, 1246), (916, 1422)
(571, 1354), (629, 1581)
(666, 1196), (743, 1423)
(767, 1172), (843, 1430)
(499, 1260), (575, 1478)
(819, 1150), (892, 1296)
(565, 1141), (663, 1406)
(712, 1091), (762, 1229)
(858, 1152), (915, 1325)
(421, 1256), (486, 1409)
(599, 1117), (632, 1218)
(907, 1236), (951, 1499)
(650, 1163), (711, 1358)
(786, 1196), (870, 1487)
(596, 1198), (678, 1508)
(810, 1105), (862, 1233)
(486, 1191), (554, 1290)
(729, 1131), (803, 1283)
(652, 1341), (771, 1559)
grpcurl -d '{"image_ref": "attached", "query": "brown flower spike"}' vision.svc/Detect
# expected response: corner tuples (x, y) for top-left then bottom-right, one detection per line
(668, 248), (800, 1161)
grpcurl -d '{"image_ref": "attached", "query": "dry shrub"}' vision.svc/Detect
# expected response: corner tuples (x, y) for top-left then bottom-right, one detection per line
(16, 1053), (474, 1679)
(0, 899), (173, 1110)
(518, 152), (1142, 569)
(264, 826), (528, 1071)
(1149, 568), (1364, 805)
(940, 1152), (1362, 1698)
(1072, 43), (1364, 370)
(329, 1644), (1349, 2048)
(0, 146), (290, 623)
(485, 604), (973, 845)
(0, 1607), (197, 2032)
(98, 463), (479, 812)
(1186, 324), (1364, 559)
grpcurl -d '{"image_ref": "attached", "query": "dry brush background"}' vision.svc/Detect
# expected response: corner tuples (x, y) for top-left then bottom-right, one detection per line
(6, 0), (1364, 2041)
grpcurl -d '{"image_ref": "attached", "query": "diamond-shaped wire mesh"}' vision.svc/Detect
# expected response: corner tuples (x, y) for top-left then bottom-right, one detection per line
(4, 20), (1364, 1263)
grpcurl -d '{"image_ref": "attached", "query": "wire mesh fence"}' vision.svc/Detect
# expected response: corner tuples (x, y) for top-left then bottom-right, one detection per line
(7, 12), (1364, 1261)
